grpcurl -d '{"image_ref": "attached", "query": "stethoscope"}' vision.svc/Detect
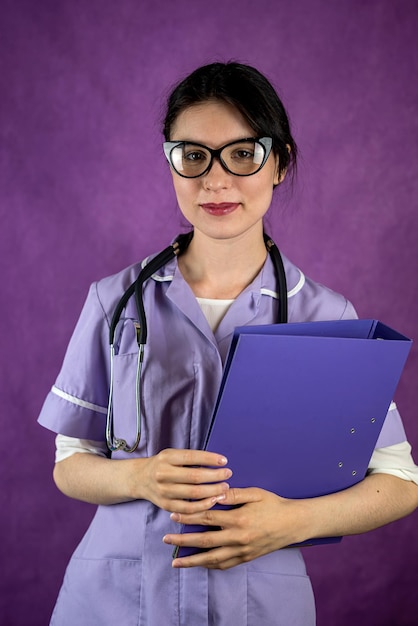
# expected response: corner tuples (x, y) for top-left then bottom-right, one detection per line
(105, 231), (288, 452)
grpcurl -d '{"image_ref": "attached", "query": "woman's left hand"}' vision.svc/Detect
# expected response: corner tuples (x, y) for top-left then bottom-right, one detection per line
(163, 487), (308, 570)
(164, 474), (418, 570)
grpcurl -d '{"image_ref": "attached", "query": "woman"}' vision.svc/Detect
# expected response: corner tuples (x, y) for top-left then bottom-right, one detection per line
(38, 62), (418, 625)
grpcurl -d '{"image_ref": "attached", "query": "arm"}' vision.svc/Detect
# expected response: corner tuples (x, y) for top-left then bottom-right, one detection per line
(163, 473), (418, 570)
(53, 448), (232, 512)
(298, 472), (418, 537)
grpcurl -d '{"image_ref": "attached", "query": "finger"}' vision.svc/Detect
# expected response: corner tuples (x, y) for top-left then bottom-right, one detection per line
(159, 482), (229, 500)
(164, 490), (229, 514)
(167, 448), (230, 468)
(163, 527), (230, 551)
(171, 546), (243, 571)
(155, 454), (232, 486)
(217, 487), (262, 506)
(173, 481), (230, 501)
(169, 504), (231, 527)
(171, 465), (233, 486)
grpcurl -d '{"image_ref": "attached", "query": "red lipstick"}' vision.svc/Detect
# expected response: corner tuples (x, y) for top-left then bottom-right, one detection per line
(200, 203), (239, 216)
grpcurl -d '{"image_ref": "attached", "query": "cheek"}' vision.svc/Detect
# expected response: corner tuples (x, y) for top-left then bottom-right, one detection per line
(171, 174), (186, 201)
(249, 176), (275, 209)
(171, 177), (197, 214)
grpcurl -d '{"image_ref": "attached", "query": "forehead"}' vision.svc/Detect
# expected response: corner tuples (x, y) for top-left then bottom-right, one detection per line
(169, 100), (254, 147)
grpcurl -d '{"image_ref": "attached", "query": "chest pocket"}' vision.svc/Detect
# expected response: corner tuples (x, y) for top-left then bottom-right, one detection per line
(109, 318), (143, 456)
(110, 316), (201, 458)
(110, 302), (225, 458)
(111, 350), (142, 454)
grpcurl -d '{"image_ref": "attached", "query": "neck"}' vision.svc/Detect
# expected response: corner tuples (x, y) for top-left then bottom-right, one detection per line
(177, 228), (268, 299)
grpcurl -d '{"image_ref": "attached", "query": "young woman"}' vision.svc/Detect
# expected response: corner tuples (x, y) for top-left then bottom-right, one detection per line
(39, 62), (418, 625)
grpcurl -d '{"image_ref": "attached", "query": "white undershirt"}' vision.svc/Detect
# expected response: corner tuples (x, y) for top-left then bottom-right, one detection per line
(55, 298), (418, 485)
(196, 297), (234, 333)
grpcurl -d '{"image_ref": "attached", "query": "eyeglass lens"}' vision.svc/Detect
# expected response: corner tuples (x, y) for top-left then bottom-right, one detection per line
(170, 139), (267, 177)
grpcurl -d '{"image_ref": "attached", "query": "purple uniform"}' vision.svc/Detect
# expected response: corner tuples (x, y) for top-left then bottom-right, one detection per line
(38, 252), (406, 625)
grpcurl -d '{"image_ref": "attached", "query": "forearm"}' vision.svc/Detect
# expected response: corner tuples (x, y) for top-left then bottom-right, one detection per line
(301, 473), (418, 541)
(53, 453), (148, 505)
(164, 475), (418, 569)
(53, 448), (232, 510)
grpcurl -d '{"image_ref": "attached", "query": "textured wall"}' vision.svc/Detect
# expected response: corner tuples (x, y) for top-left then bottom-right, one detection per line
(2, 1), (418, 624)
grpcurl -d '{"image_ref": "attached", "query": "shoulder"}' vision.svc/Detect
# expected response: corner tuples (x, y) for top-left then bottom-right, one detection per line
(282, 254), (357, 323)
(94, 262), (141, 309)
(91, 251), (177, 323)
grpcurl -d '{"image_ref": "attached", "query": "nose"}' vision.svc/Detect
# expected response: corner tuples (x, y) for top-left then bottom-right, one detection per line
(202, 157), (232, 191)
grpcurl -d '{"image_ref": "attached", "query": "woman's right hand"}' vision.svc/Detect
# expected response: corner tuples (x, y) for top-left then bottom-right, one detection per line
(135, 448), (232, 514)
(53, 448), (231, 509)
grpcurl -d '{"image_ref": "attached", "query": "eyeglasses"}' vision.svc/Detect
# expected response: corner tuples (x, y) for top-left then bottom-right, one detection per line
(163, 137), (273, 178)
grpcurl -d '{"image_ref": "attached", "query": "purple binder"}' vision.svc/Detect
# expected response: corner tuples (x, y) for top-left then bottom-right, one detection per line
(174, 320), (412, 558)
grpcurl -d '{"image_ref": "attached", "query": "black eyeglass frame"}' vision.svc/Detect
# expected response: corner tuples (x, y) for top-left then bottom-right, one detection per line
(163, 136), (273, 178)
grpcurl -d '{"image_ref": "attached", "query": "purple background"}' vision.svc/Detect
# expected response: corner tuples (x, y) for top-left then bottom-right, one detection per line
(2, 1), (418, 624)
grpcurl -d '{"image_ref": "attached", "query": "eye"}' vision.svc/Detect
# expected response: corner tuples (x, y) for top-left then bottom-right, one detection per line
(231, 148), (254, 160)
(184, 149), (208, 162)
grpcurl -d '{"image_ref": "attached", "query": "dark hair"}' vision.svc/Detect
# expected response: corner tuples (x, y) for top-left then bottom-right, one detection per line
(163, 62), (297, 181)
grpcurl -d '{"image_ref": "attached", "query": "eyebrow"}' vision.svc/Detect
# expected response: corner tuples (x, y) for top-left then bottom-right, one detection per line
(168, 137), (258, 148)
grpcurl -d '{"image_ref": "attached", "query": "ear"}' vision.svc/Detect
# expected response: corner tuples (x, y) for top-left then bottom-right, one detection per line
(273, 144), (291, 187)
(274, 167), (287, 186)
(273, 154), (281, 186)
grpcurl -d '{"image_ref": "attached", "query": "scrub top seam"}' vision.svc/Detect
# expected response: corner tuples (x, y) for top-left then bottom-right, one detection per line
(94, 280), (112, 329)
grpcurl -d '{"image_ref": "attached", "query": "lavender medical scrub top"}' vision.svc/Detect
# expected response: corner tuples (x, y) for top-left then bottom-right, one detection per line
(38, 251), (407, 626)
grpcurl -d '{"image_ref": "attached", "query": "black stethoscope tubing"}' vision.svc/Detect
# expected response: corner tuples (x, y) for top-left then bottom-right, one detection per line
(109, 231), (287, 346)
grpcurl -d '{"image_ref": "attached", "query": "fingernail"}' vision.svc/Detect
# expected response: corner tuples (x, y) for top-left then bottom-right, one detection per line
(170, 512), (181, 522)
(219, 456), (228, 465)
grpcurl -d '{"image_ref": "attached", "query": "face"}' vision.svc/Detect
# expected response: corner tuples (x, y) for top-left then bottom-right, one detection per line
(168, 100), (281, 244)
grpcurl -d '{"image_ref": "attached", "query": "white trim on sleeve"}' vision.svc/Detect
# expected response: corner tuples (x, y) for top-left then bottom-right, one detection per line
(51, 385), (108, 415)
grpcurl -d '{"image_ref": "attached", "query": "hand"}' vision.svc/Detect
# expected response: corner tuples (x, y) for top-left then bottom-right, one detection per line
(136, 448), (232, 513)
(163, 487), (309, 570)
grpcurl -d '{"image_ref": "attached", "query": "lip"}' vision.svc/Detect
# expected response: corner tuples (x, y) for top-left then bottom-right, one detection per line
(200, 203), (240, 216)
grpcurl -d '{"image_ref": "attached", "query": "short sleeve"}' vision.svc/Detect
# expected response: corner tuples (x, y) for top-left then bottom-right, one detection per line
(54, 434), (109, 462)
(339, 298), (358, 320)
(38, 282), (111, 441)
(368, 441), (418, 484)
(375, 402), (407, 448)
